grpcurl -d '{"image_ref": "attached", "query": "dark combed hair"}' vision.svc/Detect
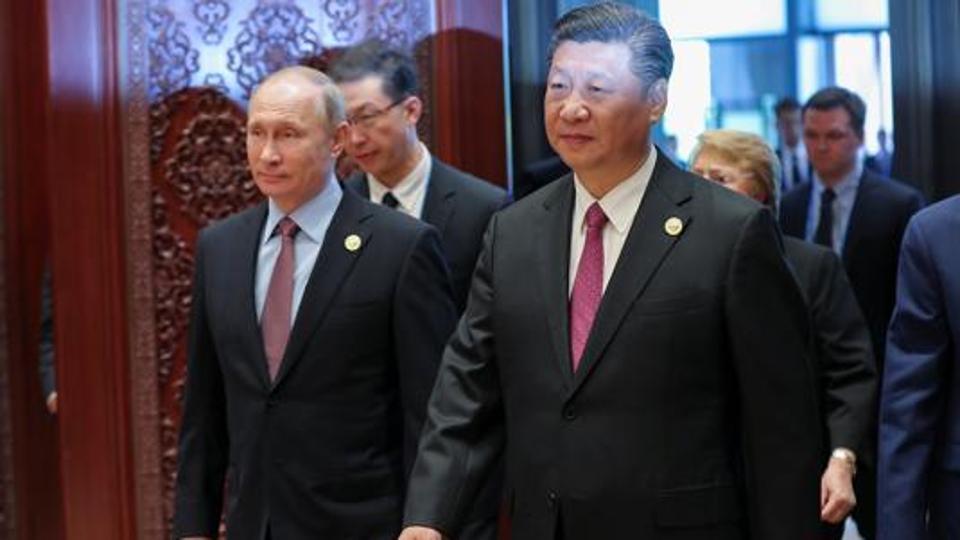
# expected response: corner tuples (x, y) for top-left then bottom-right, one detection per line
(547, 1), (673, 86)
(328, 39), (418, 102)
(803, 86), (866, 138)
(774, 96), (801, 117)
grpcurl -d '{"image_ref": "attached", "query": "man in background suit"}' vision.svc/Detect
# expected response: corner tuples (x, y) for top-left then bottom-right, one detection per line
(775, 96), (811, 194)
(402, 4), (822, 539)
(780, 86), (924, 539)
(38, 265), (57, 414)
(331, 40), (508, 313)
(173, 66), (456, 539)
(879, 195), (960, 539)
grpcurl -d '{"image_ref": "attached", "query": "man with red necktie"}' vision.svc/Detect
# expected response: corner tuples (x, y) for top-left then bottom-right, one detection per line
(173, 66), (456, 540)
(400, 3), (822, 539)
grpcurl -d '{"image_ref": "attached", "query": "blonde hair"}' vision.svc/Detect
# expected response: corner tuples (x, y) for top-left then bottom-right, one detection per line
(689, 129), (782, 215)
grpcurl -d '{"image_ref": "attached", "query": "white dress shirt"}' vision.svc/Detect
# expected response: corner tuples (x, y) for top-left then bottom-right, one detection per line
(366, 141), (432, 219)
(255, 177), (342, 324)
(569, 146), (657, 295)
(804, 160), (863, 256)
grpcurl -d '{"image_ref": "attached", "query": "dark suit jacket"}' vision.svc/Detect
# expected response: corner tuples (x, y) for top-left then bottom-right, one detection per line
(405, 154), (823, 539)
(780, 170), (924, 370)
(345, 158), (508, 313)
(784, 237), (877, 461)
(879, 195), (960, 539)
(173, 189), (457, 539)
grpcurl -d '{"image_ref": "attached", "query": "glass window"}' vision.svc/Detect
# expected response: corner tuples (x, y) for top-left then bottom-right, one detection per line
(814, 0), (888, 30)
(659, 0), (786, 39)
(662, 39), (711, 160)
(834, 32), (889, 153)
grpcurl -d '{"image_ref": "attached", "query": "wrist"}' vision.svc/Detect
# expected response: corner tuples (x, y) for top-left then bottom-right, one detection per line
(830, 447), (857, 476)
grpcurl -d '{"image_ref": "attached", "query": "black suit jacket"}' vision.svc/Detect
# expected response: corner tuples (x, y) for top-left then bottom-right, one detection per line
(784, 237), (877, 461)
(405, 154), (823, 539)
(780, 171), (924, 370)
(173, 189), (457, 539)
(345, 158), (508, 313)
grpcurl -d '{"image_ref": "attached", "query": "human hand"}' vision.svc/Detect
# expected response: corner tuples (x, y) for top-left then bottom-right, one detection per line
(820, 457), (856, 523)
(398, 525), (444, 540)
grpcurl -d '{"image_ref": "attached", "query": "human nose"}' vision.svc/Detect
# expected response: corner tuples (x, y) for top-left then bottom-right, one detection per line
(557, 92), (589, 122)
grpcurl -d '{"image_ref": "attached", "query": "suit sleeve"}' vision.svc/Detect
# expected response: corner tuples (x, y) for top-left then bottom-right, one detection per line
(403, 216), (505, 536)
(393, 226), (458, 479)
(877, 217), (949, 539)
(173, 232), (229, 538)
(725, 208), (822, 539)
(812, 248), (878, 460)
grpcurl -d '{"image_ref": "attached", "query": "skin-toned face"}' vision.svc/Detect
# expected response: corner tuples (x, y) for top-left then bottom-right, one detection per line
(803, 106), (862, 186)
(545, 40), (665, 197)
(776, 108), (802, 149)
(247, 76), (346, 213)
(691, 149), (767, 204)
(339, 74), (422, 187)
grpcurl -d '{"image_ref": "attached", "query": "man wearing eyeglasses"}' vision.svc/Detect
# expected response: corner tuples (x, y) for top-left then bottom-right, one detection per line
(331, 40), (509, 314)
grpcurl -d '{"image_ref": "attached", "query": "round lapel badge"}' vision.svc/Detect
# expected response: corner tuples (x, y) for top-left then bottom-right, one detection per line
(664, 216), (684, 237)
(344, 234), (362, 252)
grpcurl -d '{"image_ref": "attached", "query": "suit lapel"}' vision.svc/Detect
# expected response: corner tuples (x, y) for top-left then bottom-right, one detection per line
(537, 177), (576, 386)
(781, 182), (811, 237)
(841, 171), (875, 266)
(421, 159), (456, 237)
(570, 156), (694, 395)
(237, 203), (274, 390)
(270, 190), (373, 388)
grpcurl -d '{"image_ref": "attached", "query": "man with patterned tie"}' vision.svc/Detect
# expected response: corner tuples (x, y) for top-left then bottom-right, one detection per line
(400, 3), (821, 539)
(779, 86), (924, 540)
(172, 66), (457, 540)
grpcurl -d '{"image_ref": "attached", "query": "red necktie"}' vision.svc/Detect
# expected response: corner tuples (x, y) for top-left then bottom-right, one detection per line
(261, 217), (299, 381)
(570, 202), (607, 371)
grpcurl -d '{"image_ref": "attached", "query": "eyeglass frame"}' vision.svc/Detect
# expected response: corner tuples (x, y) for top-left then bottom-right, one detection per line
(345, 96), (409, 130)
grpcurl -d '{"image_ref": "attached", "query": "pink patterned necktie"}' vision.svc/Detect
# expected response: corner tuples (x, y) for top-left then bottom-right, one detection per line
(570, 202), (607, 372)
(262, 217), (299, 381)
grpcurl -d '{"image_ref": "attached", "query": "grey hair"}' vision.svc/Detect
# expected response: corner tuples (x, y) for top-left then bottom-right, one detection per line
(252, 66), (346, 133)
(548, 2), (673, 88)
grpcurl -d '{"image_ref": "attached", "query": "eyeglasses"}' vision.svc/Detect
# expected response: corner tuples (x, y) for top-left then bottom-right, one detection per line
(345, 97), (406, 130)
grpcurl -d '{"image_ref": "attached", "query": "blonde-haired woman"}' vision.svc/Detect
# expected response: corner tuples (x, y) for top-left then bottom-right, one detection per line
(691, 129), (878, 539)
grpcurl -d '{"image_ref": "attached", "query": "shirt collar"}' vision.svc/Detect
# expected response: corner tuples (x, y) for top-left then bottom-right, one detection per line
(572, 146), (657, 235)
(263, 176), (343, 245)
(812, 158), (862, 199)
(367, 141), (431, 211)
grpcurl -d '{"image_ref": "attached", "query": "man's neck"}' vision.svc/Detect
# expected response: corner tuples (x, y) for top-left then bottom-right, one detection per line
(577, 149), (651, 200)
(377, 139), (424, 188)
(818, 164), (856, 189)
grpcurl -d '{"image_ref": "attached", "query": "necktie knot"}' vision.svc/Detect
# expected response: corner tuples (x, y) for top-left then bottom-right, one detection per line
(382, 192), (400, 209)
(275, 217), (299, 239)
(585, 202), (608, 229)
(821, 188), (836, 205)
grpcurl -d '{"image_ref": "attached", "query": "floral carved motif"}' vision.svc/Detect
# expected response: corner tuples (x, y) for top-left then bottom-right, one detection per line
(227, 3), (320, 99)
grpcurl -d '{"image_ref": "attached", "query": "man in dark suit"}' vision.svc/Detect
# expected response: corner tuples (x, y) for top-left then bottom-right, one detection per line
(401, 4), (822, 540)
(330, 40), (508, 313)
(879, 195), (960, 539)
(780, 86), (924, 539)
(775, 96), (812, 194)
(690, 129), (878, 538)
(173, 66), (457, 540)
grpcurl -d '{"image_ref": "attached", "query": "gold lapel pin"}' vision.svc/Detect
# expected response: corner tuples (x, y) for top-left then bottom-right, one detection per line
(344, 234), (362, 252)
(664, 216), (684, 237)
